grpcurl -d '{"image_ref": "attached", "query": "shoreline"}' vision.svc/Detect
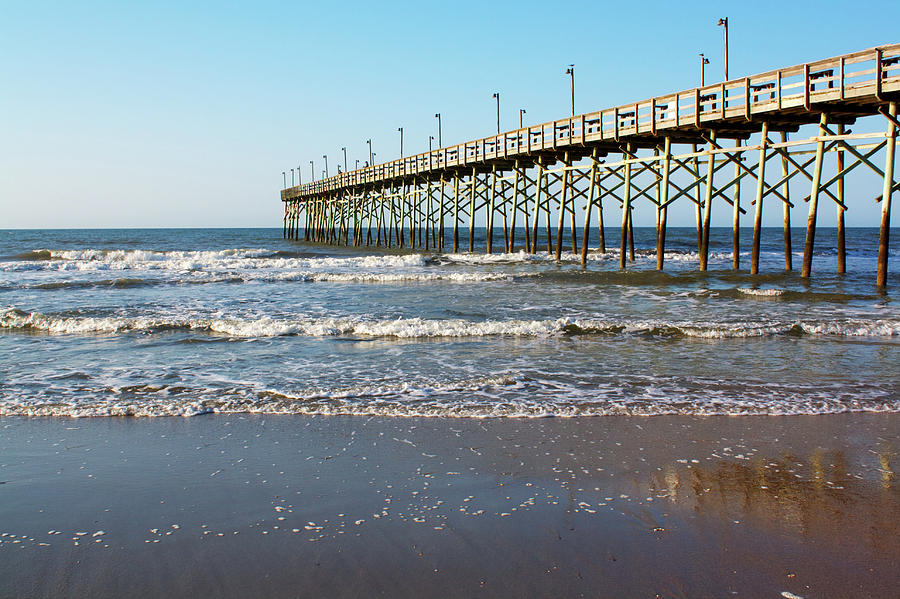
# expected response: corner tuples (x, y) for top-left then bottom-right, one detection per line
(2, 412), (897, 598)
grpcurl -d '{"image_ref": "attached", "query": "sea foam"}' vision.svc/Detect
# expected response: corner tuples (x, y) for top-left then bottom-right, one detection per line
(3, 307), (898, 339)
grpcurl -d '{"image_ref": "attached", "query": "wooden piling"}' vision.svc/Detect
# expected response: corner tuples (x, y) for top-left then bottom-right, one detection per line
(700, 132), (716, 271)
(581, 149), (599, 267)
(628, 206), (635, 262)
(544, 170), (553, 254)
(656, 138), (671, 270)
(468, 168), (476, 252)
(802, 113), (828, 279)
(619, 144), (633, 269)
(597, 167), (606, 254)
(751, 123), (769, 275)
(500, 179), (510, 252)
(522, 179), (531, 252)
(781, 132), (793, 271)
(452, 174), (460, 253)
(439, 175), (446, 251)
(400, 180), (408, 249)
(877, 102), (897, 289)
(556, 158), (569, 261)
(732, 139), (742, 270)
(425, 179), (433, 250)
(836, 124), (846, 274)
(487, 167), (497, 254)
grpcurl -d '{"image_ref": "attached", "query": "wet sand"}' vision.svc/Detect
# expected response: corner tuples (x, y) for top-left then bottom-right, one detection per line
(1, 413), (897, 598)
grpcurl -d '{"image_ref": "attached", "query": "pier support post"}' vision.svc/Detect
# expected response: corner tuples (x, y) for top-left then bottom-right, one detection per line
(581, 149), (599, 267)
(400, 180), (407, 249)
(439, 175), (446, 252)
(501, 178), (510, 252)
(877, 101), (897, 289)
(836, 124), (846, 273)
(452, 174), (460, 252)
(700, 132), (716, 271)
(304, 203), (310, 241)
(597, 166), (606, 254)
(425, 179), (432, 250)
(556, 154), (570, 261)
(751, 122), (769, 275)
(366, 192), (373, 246)
(656, 138), (672, 270)
(376, 186), (385, 246)
(692, 145), (702, 254)
(468, 168), (477, 252)
(487, 167), (497, 254)
(392, 185), (401, 247)
(732, 139), (743, 270)
(287, 202), (293, 240)
(620, 144), (633, 269)
(628, 205), (635, 262)
(802, 113), (828, 279)
(545, 167), (553, 254)
(781, 132), (793, 270)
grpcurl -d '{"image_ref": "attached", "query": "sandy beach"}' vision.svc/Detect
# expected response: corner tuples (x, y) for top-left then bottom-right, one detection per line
(1, 413), (897, 598)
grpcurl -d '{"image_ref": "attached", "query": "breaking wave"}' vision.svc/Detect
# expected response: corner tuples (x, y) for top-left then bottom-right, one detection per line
(0, 248), (431, 273)
(2, 373), (897, 418)
(3, 307), (898, 339)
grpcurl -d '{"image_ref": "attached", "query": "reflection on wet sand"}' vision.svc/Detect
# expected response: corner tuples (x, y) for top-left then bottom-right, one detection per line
(648, 446), (898, 554)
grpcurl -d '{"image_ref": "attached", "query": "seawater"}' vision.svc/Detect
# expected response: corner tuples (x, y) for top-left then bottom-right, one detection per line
(1, 227), (897, 418)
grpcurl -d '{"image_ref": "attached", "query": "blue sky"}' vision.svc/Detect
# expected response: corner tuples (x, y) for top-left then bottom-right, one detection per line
(2, 0), (898, 228)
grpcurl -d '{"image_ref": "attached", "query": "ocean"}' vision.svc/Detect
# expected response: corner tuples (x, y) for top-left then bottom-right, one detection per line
(1, 226), (898, 418)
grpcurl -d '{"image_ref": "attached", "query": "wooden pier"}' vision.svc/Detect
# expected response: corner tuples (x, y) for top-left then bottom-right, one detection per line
(282, 44), (900, 287)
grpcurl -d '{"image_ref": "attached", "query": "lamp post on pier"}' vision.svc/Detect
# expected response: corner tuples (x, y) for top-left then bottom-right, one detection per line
(355, 159), (359, 170)
(297, 164), (302, 185)
(342, 147), (348, 172)
(492, 92), (500, 134)
(428, 135), (433, 152)
(700, 53), (710, 86)
(290, 168), (294, 186)
(282, 171), (286, 189)
(323, 155), (329, 177)
(566, 64), (575, 116)
(434, 113), (442, 148)
(398, 127), (404, 158)
(519, 109), (526, 128)
(310, 160), (314, 181)
(717, 17), (729, 80)
(367, 139), (373, 165)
